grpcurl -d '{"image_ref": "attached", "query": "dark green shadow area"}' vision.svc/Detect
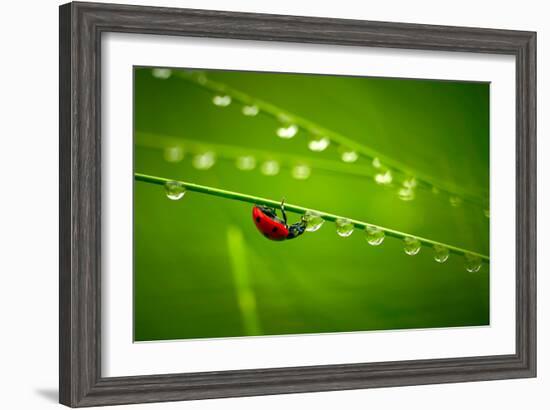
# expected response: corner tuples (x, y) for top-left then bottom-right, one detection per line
(134, 67), (489, 342)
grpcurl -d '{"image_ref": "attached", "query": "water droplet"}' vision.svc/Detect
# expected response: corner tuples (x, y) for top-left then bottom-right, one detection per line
(236, 155), (256, 171)
(340, 150), (358, 163)
(152, 68), (172, 79)
(372, 157), (382, 169)
(212, 95), (231, 107)
(465, 253), (482, 272)
(398, 186), (415, 201)
(163, 146), (184, 163)
(335, 218), (354, 237)
(403, 237), (421, 255)
(308, 136), (330, 152)
(242, 104), (259, 116)
(292, 164), (311, 180)
(164, 180), (186, 200)
(192, 152), (216, 170)
(196, 73), (208, 85)
(403, 177), (417, 189)
(433, 244), (449, 263)
(484, 209), (490, 218)
(449, 196), (463, 207)
(261, 160), (280, 176)
(276, 124), (298, 139)
(364, 225), (385, 246)
(303, 211), (324, 232)
(431, 186), (440, 195)
(374, 170), (393, 185)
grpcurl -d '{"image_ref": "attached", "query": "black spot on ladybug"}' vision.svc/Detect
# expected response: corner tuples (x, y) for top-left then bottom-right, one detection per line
(256, 217), (261, 223)
(272, 227), (278, 232)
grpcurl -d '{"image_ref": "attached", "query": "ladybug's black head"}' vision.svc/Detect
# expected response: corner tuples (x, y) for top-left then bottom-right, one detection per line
(287, 219), (307, 239)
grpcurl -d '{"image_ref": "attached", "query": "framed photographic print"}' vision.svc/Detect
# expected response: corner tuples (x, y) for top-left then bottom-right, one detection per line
(59, 2), (536, 407)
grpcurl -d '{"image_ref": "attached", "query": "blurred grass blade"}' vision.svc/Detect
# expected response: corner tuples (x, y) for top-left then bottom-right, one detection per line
(226, 226), (262, 336)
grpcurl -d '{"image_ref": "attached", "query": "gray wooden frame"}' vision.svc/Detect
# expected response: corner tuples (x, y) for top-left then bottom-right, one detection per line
(59, 1), (536, 407)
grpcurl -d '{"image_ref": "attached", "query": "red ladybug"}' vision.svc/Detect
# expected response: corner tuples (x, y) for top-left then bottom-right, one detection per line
(252, 199), (306, 241)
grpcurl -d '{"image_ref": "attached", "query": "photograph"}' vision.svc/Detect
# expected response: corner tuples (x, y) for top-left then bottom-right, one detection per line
(133, 66), (490, 342)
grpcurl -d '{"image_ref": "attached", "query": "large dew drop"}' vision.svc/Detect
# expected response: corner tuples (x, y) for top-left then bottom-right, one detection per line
(242, 104), (259, 116)
(192, 152), (216, 170)
(292, 164), (311, 180)
(308, 136), (330, 152)
(261, 160), (280, 176)
(374, 170), (392, 185)
(364, 225), (385, 246)
(195, 72), (207, 85)
(164, 180), (186, 200)
(398, 186), (415, 201)
(335, 218), (354, 237)
(276, 124), (298, 139)
(303, 211), (324, 232)
(236, 155), (256, 171)
(212, 95), (232, 107)
(163, 146), (184, 163)
(340, 150), (358, 163)
(465, 253), (482, 272)
(152, 68), (172, 79)
(403, 237), (421, 255)
(433, 244), (449, 263)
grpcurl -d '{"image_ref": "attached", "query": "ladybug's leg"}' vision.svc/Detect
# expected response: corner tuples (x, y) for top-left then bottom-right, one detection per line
(280, 198), (288, 226)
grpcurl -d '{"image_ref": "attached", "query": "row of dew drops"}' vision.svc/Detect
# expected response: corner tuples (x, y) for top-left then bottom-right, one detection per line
(163, 144), (314, 181)
(164, 179), (483, 273)
(152, 68), (489, 216)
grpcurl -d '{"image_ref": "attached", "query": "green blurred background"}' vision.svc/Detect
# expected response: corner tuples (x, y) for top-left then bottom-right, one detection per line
(133, 67), (490, 342)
